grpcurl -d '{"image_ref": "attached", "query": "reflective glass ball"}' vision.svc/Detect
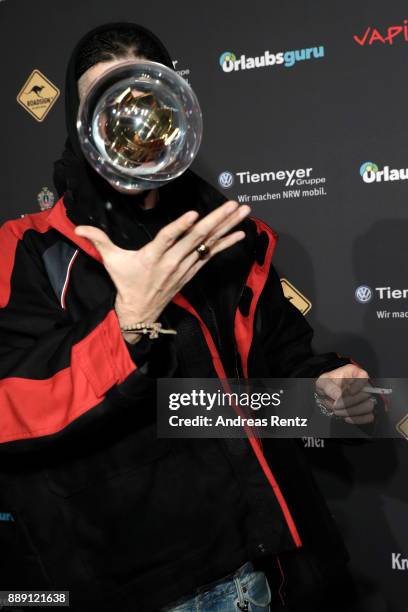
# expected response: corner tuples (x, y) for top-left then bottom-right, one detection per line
(77, 60), (203, 192)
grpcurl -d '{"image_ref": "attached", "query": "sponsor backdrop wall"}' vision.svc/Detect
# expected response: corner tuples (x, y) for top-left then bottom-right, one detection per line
(1, 0), (408, 609)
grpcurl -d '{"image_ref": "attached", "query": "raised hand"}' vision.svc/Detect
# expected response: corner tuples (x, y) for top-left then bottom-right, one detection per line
(74, 200), (251, 342)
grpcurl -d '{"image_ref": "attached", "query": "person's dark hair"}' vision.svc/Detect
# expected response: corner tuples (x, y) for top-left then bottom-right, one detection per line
(75, 25), (173, 81)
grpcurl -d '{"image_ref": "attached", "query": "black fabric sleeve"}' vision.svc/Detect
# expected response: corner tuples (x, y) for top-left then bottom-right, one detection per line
(256, 264), (350, 378)
(0, 227), (173, 453)
(256, 263), (387, 440)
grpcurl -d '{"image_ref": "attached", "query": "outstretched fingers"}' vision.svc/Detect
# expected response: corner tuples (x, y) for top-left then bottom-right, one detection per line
(205, 204), (251, 247)
(151, 210), (200, 258)
(170, 201), (242, 261)
(177, 230), (246, 286)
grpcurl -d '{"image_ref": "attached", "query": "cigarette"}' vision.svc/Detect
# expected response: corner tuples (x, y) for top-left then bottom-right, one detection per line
(362, 385), (392, 395)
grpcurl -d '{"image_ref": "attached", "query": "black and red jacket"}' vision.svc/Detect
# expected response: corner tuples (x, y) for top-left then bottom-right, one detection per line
(0, 170), (352, 611)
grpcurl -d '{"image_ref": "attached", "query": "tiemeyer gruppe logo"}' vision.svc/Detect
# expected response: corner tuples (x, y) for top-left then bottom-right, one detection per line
(355, 285), (408, 320)
(219, 44), (324, 72)
(218, 166), (327, 202)
(360, 161), (408, 184)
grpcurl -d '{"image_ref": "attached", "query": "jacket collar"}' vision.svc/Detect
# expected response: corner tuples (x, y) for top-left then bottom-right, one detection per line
(47, 194), (260, 286)
(48, 196), (103, 263)
(47, 194), (274, 333)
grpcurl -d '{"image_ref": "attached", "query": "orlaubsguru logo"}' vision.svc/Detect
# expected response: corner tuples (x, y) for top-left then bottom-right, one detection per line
(219, 45), (325, 72)
(360, 161), (408, 183)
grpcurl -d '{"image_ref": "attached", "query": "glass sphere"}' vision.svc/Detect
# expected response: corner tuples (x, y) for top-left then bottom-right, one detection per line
(77, 60), (203, 192)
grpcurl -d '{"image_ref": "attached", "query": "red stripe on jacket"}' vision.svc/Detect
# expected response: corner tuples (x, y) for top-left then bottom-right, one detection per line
(0, 199), (100, 308)
(0, 310), (136, 444)
(1, 199), (302, 548)
(0, 211), (53, 308)
(234, 216), (278, 378)
(0, 201), (136, 443)
(173, 280), (303, 549)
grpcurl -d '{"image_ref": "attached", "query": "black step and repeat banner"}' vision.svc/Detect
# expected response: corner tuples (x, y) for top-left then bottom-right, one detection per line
(1, 0), (408, 610)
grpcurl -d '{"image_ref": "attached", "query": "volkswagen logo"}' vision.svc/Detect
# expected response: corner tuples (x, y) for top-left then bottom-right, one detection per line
(218, 171), (235, 189)
(355, 285), (373, 303)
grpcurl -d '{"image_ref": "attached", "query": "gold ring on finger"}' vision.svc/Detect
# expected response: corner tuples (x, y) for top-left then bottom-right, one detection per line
(196, 242), (210, 258)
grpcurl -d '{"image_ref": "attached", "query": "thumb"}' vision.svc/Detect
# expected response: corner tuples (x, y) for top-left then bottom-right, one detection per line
(316, 376), (342, 403)
(74, 225), (115, 254)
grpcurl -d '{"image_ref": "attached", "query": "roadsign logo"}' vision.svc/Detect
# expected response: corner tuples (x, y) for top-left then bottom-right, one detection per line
(281, 278), (312, 315)
(17, 69), (59, 122)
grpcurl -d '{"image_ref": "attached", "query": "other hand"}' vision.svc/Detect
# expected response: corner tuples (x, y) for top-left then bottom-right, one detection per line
(315, 364), (376, 424)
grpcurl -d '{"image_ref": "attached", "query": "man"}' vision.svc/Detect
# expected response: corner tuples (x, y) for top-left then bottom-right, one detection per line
(0, 22), (377, 612)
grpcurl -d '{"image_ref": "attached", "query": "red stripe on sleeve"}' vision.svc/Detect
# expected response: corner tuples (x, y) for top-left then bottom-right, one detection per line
(0, 211), (53, 308)
(0, 309), (136, 444)
(0, 197), (103, 309)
